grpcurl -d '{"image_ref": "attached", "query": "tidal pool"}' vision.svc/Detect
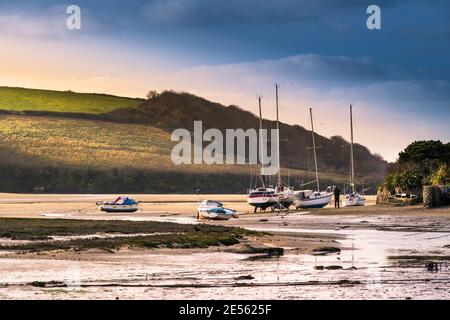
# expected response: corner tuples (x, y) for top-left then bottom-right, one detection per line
(0, 227), (449, 300)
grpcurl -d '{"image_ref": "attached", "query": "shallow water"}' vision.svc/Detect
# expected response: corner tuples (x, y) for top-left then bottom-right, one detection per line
(0, 226), (449, 300)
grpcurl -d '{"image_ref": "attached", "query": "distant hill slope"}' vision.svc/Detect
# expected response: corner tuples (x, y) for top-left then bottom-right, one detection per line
(0, 87), (143, 114)
(0, 88), (388, 193)
(0, 115), (346, 179)
(107, 91), (389, 179)
(0, 114), (350, 193)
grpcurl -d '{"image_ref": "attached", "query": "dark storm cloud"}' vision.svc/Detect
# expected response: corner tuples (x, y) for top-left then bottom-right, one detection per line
(139, 0), (405, 26)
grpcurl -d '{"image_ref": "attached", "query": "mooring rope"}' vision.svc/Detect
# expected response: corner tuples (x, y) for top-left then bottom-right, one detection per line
(41, 204), (98, 216)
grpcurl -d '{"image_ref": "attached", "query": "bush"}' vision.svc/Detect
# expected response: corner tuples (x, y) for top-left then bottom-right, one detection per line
(430, 164), (449, 186)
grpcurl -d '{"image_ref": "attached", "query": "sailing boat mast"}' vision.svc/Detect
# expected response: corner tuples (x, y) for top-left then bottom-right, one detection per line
(350, 104), (355, 194)
(258, 95), (265, 187)
(309, 108), (320, 192)
(275, 83), (281, 187)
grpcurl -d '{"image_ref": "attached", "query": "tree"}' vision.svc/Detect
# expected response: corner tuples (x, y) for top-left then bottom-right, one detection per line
(373, 153), (384, 161)
(384, 168), (424, 193)
(446, 142), (450, 162)
(398, 140), (449, 178)
(383, 140), (449, 193)
(146, 90), (159, 100)
(399, 140), (447, 164)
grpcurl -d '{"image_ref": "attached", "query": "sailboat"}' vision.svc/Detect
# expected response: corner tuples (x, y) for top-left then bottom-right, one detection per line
(294, 108), (332, 209)
(271, 84), (295, 209)
(247, 95), (278, 212)
(342, 105), (366, 207)
(247, 85), (294, 212)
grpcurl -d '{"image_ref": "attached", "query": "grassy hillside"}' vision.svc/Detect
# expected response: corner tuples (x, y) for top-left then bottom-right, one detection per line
(0, 88), (388, 178)
(0, 115), (355, 193)
(0, 87), (387, 193)
(0, 115), (347, 178)
(0, 115), (172, 170)
(107, 91), (389, 179)
(0, 87), (142, 114)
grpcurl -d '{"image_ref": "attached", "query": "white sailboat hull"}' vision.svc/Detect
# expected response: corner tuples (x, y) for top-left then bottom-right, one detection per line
(247, 196), (278, 208)
(247, 188), (278, 210)
(342, 196), (366, 207)
(247, 189), (294, 210)
(294, 193), (331, 209)
(198, 211), (233, 220)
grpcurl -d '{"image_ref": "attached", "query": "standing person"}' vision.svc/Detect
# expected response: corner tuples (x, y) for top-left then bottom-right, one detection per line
(334, 186), (341, 209)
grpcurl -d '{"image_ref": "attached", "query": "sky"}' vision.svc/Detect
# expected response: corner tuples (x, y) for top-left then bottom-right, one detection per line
(0, 0), (449, 161)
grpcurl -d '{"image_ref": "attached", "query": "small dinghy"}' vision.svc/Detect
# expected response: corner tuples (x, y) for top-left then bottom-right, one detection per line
(197, 200), (238, 220)
(97, 196), (139, 213)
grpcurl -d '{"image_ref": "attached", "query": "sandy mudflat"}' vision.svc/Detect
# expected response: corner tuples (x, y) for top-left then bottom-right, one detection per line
(0, 193), (377, 219)
(0, 193), (449, 299)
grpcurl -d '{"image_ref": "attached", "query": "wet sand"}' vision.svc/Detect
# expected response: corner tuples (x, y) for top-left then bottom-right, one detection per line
(0, 193), (375, 219)
(0, 193), (449, 300)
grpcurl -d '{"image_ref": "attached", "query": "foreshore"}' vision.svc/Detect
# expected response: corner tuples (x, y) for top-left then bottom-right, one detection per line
(0, 193), (375, 219)
(0, 193), (449, 299)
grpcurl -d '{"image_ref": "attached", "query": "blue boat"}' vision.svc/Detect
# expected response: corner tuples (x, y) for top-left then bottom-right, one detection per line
(197, 200), (238, 220)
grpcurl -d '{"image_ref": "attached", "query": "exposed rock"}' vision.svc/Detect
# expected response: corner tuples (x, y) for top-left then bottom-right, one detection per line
(311, 247), (341, 255)
(28, 280), (66, 288)
(314, 266), (324, 270)
(324, 265), (343, 270)
(235, 275), (255, 280)
(225, 244), (284, 256)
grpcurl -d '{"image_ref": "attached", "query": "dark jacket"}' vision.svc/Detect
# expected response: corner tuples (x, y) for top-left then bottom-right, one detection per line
(334, 187), (341, 198)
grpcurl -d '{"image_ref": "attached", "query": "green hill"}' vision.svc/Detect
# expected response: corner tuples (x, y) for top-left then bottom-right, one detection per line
(0, 87), (143, 114)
